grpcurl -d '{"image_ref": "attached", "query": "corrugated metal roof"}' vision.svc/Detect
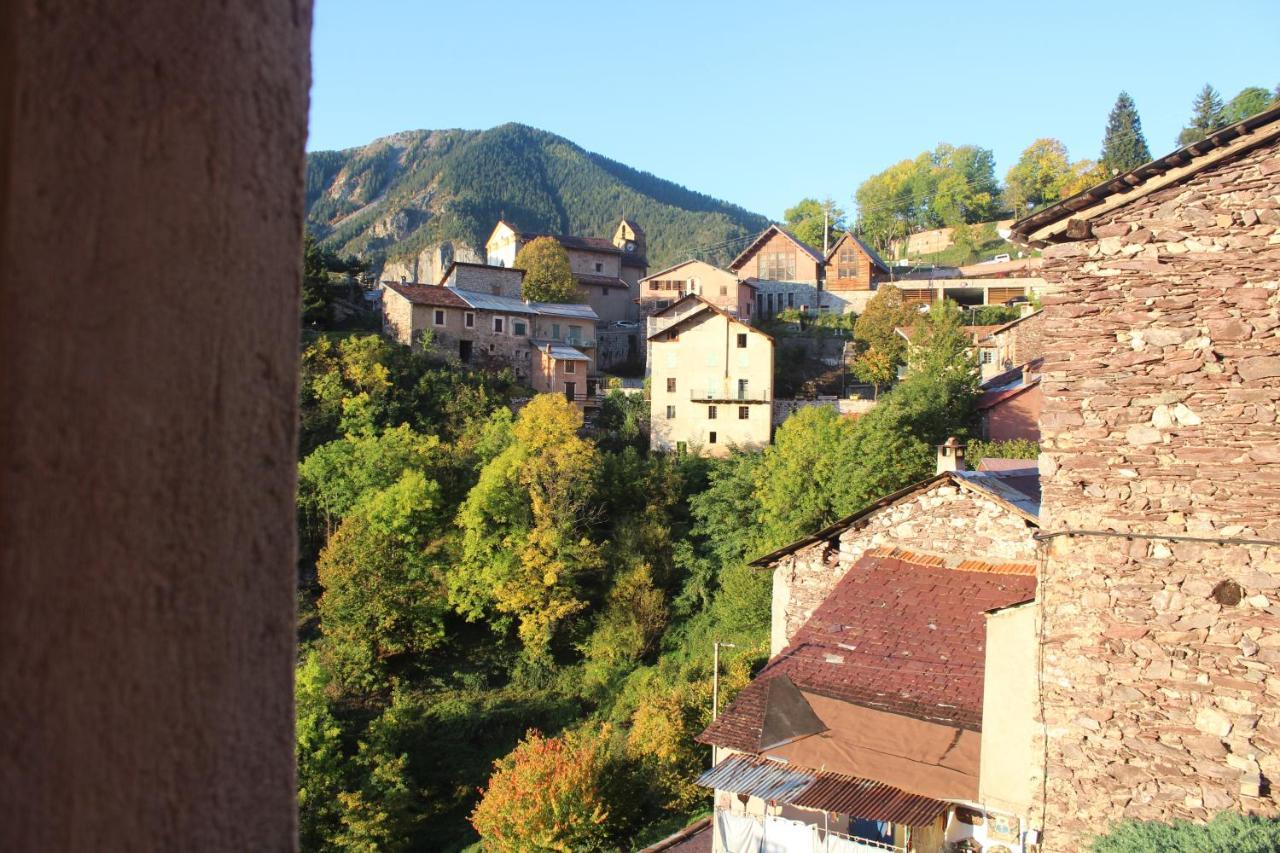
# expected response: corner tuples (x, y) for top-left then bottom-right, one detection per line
(954, 471), (1039, 520)
(531, 301), (599, 320)
(452, 289), (538, 314)
(542, 344), (590, 361)
(696, 755), (948, 827)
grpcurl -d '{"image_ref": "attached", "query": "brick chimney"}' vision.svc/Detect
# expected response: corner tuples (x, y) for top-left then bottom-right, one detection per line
(937, 436), (966, 474)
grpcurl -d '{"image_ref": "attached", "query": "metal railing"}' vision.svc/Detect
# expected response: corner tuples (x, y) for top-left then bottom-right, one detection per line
(688, 390), (771, 403)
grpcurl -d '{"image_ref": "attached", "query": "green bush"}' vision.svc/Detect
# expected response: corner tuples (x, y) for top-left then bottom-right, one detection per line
(1091, 812), (1280, 853)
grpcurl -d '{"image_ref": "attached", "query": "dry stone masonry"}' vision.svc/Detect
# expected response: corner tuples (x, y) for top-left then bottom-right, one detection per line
(1035, 137), (1280, 849)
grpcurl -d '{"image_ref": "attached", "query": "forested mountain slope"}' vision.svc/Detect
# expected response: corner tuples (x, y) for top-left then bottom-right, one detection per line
(306, 123), (768, 279)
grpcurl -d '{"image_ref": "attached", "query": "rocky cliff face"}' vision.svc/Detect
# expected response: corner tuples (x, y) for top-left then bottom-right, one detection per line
(305, 123), (768, 281)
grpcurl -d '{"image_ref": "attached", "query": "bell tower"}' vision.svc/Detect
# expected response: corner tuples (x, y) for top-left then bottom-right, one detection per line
(613, 219), (646, 261)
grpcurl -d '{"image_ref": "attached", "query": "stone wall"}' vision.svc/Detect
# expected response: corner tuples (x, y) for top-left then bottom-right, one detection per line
(770, 480), (1037, 654)
(1036, 137), (1280, 848)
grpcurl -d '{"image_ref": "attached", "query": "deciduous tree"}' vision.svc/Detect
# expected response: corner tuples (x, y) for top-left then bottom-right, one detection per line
(853, 284), (914, 369)
(1005, 139), (1072, 215)
(514, 236), (579, 303)
(1222, 85), (1273, 124)
(470, 726), (616, 852)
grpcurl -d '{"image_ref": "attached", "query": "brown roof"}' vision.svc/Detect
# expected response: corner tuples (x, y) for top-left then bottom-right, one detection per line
(825, 231), (890, 273)
(697, 548), (1036, 752)
(1011, 102), (1280, 246)
(979, 309), (1043, 342)
(522, 231), (622, 255)
(573, 272), (629, 288)
(728, 224), (826, 272)
(439, 260), (525, 285)
(381, 281), (469, 308)
(977, 378), (1040, 411)
(646, 294), (775, 343)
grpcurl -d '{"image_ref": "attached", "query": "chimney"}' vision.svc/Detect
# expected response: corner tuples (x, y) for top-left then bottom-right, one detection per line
(937, 436), (966, 474)
(1019, 302), (1035, 318)
(1022, 362), (1033, 385)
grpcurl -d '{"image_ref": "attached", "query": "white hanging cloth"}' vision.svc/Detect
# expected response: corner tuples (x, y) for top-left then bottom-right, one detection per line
(761, 815), (818, 853)
(716, 810), (764, 853)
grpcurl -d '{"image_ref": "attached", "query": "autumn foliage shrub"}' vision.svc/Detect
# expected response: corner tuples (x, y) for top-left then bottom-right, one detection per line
(1090, 811), (1280, 852)
(470, 726), (618, 852)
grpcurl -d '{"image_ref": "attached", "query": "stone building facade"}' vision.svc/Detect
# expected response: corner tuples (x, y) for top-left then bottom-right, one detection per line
(767, 472), (1040, 656)
(982, 308), (1046, 378)
(1012, 107), (1280, 849)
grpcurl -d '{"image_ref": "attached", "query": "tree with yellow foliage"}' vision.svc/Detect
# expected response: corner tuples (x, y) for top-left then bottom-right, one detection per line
(514, 236), (580, 303)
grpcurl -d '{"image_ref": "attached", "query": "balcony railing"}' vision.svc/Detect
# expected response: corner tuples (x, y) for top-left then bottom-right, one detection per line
(689, 390), (771, 403)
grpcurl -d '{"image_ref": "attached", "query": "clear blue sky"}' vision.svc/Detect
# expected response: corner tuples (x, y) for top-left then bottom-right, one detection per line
(310, 0), (1278, 221)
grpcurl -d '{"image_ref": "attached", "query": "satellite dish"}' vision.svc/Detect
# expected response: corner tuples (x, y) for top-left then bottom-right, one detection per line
(625, 241), (636, 252)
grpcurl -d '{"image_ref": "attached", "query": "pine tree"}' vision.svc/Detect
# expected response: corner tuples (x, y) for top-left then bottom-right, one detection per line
(1100, 91), (1152, 175)
(1177, 84), (1228, 147)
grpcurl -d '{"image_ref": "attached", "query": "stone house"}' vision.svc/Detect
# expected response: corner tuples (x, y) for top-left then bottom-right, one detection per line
(697, 443), (1045, 852)
(380, 280), (602, 402)
(1009, 102), (1280, 849)
(648, 295), (774, 456)
(484, 219), (646, 369)
(980, 308), (1045, 381)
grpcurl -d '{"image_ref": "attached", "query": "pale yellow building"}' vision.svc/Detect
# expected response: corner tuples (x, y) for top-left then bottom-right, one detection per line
(648, 295), (773, 456)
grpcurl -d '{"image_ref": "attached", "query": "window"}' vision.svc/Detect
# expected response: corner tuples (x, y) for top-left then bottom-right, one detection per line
(568, 324), (583, 343)
(708, 405), (717, 419)
(433, 309), (446, 326)
(666, 405), (676, 420)
(551, 323), (560, 339)
(595, 262), (603, 272)
(739, 406), (749, 420)
(666, 377), (676, 393)
(981, 350), (993, 364)
(666, 330), (678, 342)
(512, 320), (527, 336)
(758, 251), (795, 281)
(737, 379), (748, 400)
(602, 287), (609, 296)
(720, 284), (728, 296)
(657, 299), (670, 310)
(787, 293), (794, 308)
(564, 359), (576, 374)
(676, 441), (687, 455)
(464, 312), (475, 328)
(493, 317), (505, 334)
(709, 431), (717, 444)
(737, 333), (747, 348)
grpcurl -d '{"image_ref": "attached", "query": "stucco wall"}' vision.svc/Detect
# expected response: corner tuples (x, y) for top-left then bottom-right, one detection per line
(984, 385), (1042, 443)
(0, 1), (308, 849)
(649, 310), (773, 456)
(1035, 138), (1280, 848)
(980, 603), (1041, 820)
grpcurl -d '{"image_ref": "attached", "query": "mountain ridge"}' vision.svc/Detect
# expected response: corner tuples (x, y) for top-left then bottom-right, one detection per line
(305, 122), (769, 281)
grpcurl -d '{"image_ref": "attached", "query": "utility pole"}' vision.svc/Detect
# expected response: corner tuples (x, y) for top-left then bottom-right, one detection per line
(822, 206), (830, 257)
(712, 640), (737, 720)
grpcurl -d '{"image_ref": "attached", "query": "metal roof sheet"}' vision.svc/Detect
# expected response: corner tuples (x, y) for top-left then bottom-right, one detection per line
(542, 344), (590, 361)
(696, 755), (949, 827)
(954, 470), (1039, 520)
(452, 289), (538, 314)
(531, 301), (599, 320)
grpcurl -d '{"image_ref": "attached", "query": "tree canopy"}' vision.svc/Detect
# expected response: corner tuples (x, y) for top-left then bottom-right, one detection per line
(1177, 84), (1229, 147)
(514, 236), (580, 303)
(1005, 138), (1072, 215)
(784, 197), (845, 251)
(1100, 91), (1151, 175)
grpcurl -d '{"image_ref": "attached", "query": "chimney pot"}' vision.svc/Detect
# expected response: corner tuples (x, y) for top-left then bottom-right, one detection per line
(937, 436), (966, 474)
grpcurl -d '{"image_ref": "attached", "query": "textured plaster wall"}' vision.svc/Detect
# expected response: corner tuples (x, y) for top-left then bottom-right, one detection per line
(0, 1), (310, 850)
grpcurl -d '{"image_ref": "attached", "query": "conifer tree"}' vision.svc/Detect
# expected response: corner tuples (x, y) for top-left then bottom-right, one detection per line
(1177, 84), (1228, 146)
(1100, 92), (1151, 175)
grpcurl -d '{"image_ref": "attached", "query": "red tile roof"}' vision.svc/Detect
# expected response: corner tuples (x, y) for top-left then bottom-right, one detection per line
(382, 281), (469, 308)
(698, 550), (1036, 752)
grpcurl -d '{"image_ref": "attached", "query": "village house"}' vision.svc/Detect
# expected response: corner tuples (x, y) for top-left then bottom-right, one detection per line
(380, 275), (603, 404)
(483, 218), (646, 368)
(976, 360), (1042, 444)
(638, 258), (756, 320)
(894, 323), (1001, 374)
(1007, 103), (1280, 849)
(821, 230), (892, 313)
(648, 295), (774, 456)
(697, 441), (1045, 852)
(980, 308), (1045, 381)
(729, 225), (831, 319)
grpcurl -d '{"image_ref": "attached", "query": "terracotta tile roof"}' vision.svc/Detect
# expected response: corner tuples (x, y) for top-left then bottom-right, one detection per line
(381, 281), (469, 308)
(698, 550), (1036, 752)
